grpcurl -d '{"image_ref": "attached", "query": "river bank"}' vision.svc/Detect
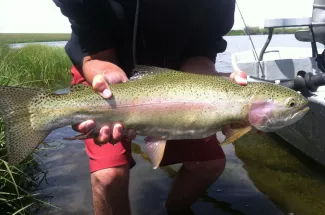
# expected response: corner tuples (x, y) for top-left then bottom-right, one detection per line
(0, 42), (72, 214)
(0, 27), (308, 44)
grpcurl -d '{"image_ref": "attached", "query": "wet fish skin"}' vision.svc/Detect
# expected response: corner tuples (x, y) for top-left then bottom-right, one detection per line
(0, 66), (309, 166)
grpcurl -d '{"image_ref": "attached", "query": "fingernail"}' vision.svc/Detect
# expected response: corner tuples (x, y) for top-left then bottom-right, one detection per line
(99, 128), (109, 143)
(102, 89), (111, 98)
(237, 76), (247, 85)
(85, 120), (94, 129)
(102, 126), (110, 136)
(99, 128), (105, 136)
(117, 125), (123, 135)
(84, 121), (90, 130)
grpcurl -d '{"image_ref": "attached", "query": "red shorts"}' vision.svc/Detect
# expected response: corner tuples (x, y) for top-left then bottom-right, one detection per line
(70, 66), (226, 173)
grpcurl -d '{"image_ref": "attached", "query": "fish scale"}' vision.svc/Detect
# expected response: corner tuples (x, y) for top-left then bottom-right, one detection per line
(0, 65), (309, 166)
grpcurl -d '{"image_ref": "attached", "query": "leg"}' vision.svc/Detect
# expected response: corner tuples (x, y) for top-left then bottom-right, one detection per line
(85, 129), (136, 215)
(70, 66), (136, 215)
(91, 164), (131, 215)
(165, 158), (226, 212)
(160, 135), (226, 213)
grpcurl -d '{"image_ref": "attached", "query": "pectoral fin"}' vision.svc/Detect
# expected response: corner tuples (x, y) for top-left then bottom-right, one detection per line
(145, 137), (167, 169)
(220, 126), (252, 146)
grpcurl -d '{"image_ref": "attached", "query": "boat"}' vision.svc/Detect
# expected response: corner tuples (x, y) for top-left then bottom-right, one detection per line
(231, 0), (325, 166)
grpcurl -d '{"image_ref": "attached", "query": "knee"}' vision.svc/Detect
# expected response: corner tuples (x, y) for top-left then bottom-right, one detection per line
(183, 157), (226, 178)
(91, 164), (130, 190)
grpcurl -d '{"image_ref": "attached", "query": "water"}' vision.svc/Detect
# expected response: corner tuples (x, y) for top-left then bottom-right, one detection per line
(23, 34), (325, 215)
(9, 40), (68, 49)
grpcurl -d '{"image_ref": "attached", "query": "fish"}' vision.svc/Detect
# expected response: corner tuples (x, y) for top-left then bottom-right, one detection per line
(0, 65), (309, 168)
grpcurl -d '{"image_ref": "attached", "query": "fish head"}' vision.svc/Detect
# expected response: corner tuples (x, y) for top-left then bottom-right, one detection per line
(247, 85), (309, 132)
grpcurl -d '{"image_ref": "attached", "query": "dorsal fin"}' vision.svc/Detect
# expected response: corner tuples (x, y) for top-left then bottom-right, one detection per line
(130, 65), (180, 81)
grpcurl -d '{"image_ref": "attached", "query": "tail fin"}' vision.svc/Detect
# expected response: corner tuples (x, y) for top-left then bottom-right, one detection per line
(0, 86), (50, 165)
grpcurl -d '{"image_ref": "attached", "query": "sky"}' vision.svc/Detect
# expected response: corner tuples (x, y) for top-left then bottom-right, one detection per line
(0, 0), (314, 33)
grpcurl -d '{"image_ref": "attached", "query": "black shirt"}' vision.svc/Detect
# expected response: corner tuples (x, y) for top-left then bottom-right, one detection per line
(53, 0), (235, 77)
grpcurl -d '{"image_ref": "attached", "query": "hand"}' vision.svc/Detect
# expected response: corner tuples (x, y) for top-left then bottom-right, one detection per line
(229, 70), (247, 86)
(73, 59), (136, 145)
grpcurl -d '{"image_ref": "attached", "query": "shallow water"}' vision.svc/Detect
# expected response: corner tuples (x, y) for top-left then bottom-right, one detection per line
(36, 128), (285, 215)
(22, 34), (325, 215)
(36, 127), (325, 215)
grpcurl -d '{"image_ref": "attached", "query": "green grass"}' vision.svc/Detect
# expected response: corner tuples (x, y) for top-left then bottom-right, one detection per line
(0, 33), (71, 44)
(0, 41), (71, 214)
(0, 43), (71, 90)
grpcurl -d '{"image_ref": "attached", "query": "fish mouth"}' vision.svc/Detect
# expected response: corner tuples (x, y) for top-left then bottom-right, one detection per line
(298, 105), (310, 114)
(290, 105), (309, 122)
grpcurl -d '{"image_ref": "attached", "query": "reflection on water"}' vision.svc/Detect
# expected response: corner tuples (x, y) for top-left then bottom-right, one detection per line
(131, 143), (247, 215)
(9, 41), (68, 49)
(233, 132), (325, 215)
(130, 132), (325, 215)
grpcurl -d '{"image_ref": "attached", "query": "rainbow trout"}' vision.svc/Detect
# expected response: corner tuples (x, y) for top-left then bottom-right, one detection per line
(0, 66), (309, 168)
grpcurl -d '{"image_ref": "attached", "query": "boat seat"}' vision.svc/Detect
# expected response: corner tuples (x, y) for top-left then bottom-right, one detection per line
(257, 17), (314, 62)
(264, 17), (312, 28)
(258, 0), (325, 71)
(295, 0), (325, 45)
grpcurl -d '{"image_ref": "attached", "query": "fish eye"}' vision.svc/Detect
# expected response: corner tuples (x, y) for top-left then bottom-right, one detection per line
(286, 98), (296, 108)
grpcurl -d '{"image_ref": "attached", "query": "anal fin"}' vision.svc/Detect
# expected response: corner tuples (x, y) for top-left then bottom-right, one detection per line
(220, 126), (252, 146)
(145, 137), (167, 169)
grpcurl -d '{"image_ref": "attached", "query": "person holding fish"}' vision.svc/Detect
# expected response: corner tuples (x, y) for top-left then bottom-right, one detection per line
(53, 0), (247, 214)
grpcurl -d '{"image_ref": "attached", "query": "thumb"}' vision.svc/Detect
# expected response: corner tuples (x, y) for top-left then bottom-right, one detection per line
(92, 74), (112, 98)
(230, 70), (247, 86)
